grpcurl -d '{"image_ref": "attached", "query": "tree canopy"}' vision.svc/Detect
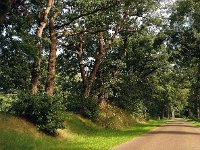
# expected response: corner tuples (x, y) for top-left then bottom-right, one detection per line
(0, 0), (199, 133)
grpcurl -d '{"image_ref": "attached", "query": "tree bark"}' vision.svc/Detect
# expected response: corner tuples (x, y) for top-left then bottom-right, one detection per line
(82, 13), (127, 98)
(77, 36), (87, 88)
(167, 106), (170, 119)
(197, 106), (200, 119)
(83, 32), (105, 98)
(30, 0), (54, 94)
(172, 108), (175, 118)
(0, 0), (12, 24)
(45, 11), (58, 96)
(31, 42), (42, 94)
(162, 109), (165, 119)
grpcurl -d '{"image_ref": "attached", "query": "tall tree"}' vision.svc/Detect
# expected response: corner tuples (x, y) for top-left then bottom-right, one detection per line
(31, 0), (54, 94)
(168, 0), (200, 118)
(46, 0), (120, 96)
(45, 1), (60, 96)
(59, 0), (159, 98)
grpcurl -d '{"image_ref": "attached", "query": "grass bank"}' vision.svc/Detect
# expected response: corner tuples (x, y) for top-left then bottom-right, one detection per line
(0, 113), (166, 150)
(187, 118), (200, 127)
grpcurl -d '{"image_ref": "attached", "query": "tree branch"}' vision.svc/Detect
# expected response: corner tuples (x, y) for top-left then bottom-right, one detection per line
(55, 1), (118, 29)
(61, 44), (79, 55)
(57, 28), (108, 39)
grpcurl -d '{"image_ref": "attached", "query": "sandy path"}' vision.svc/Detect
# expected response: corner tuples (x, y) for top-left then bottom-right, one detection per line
(112, 118), (200, 150)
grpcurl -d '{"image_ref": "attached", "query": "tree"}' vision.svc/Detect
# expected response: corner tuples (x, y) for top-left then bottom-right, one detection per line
(58, 0), (159, 99)
(168, 0), (200, 118)
(45, 0), (120, 96)
(30, 0), (54, 94)
(45, 1), (60, 96)
(0, 2), (34, 93)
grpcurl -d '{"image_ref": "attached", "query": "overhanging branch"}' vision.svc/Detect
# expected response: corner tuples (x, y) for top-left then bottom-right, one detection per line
(55, 1), (119, 29)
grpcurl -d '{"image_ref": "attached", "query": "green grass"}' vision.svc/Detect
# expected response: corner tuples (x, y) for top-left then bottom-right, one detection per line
(186, 118), (200, 127)
(0, 113), (166, 150)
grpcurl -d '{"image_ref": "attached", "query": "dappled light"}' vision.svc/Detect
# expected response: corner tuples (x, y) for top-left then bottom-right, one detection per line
(1, 0), (200, 149)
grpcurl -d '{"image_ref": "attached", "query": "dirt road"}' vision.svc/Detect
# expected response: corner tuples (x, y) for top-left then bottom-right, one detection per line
(112, 118), (200, 150)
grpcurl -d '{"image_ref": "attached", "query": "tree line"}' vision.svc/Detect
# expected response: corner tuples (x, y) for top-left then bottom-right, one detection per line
(0, 0), (200, 133)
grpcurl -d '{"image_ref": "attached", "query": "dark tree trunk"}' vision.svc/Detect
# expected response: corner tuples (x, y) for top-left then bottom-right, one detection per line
(162, 109), (165, 119)
(31, 44), (42, 94)
(83, 32), (105, 98)
(30, 0), (53, 94)
(81, 13), (127, 98)
(0, 0), (11, 24)
(197, 106), (200, 119)
(45, 11), (58, 96)
(77, 36), (87, 89)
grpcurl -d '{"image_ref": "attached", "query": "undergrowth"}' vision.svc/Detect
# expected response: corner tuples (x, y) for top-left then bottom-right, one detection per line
(0, 112), (166, 150)
(187, 118), (200, 128)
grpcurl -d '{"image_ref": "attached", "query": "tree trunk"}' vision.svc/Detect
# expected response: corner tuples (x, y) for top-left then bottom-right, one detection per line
(162, 108), (165, 119)
(82, 13), (127, 98)
(167, 107), (170, 119)
(31, 44), (42, 94)
(77, 36), (87, 89)
(197, 106), (200, 119)
(45, 11), (58, 96)
(0, 0), (12, 24)
(189, 109), (193, 118)
(83, 32), (105, 98)
(30, 0), (54, 94)
(171, 108), (175, 118)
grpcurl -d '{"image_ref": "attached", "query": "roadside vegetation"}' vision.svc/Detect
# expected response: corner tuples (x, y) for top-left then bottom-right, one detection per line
(1, 0), (200, 149)
(186, 119), (200, 128)
(0, 113), (166, 150)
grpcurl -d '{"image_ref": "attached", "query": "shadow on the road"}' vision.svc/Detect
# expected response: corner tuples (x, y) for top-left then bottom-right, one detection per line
(167, 122), (186, 124)
(161, 124), (198, 128)
(144, 130), (200, 136)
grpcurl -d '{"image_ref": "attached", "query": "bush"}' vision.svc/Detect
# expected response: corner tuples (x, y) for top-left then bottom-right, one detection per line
(65, 94), (99, 120)
(10, 92), (64, 134)
(65, 94), (83, 113)
(97, 102), (136, 129)
(0, 94), (16, 112)
(83, 96), (100, 120)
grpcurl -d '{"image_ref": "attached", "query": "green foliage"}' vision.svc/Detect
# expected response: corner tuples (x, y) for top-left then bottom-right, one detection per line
(0, 42), (33, 93)
(83, 96), (100, 120)
(10, 92), (64, 134)
(114, 76), (149, 119)
(0, 94), (15, 112)
(187, 118), (200, 128)
(0, 8), (34, 93)
(0, 113), (166, 150)
(168, 0), (200, 119)
(64, 94), (83, 114)
(1, 0), (197, 129)
(97, 103), (136, 128)
(65, 94), (99, 120)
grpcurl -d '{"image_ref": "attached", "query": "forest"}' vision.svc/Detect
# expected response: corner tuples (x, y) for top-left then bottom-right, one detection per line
(0, 0), (200, 149)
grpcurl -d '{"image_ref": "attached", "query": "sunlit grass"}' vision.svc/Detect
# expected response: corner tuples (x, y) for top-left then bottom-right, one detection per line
(0, 113), (166, 150)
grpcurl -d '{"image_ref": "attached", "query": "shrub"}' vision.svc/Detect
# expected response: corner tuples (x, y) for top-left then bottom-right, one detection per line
(0, 94), (16, 112)
(65, 94), (99, 120)
(65, 94), (83, 113)
(97, 102), (136, 129)
(10, 92), (64, 134)
(83, 96), (100, 120)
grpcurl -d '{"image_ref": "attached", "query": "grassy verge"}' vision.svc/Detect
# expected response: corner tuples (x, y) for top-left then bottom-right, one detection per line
(0, 113), (166, 150)
(186, 118), (200, 127)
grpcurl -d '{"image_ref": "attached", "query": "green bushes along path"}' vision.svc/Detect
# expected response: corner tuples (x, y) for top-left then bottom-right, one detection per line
(0, 113), (166, 150)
